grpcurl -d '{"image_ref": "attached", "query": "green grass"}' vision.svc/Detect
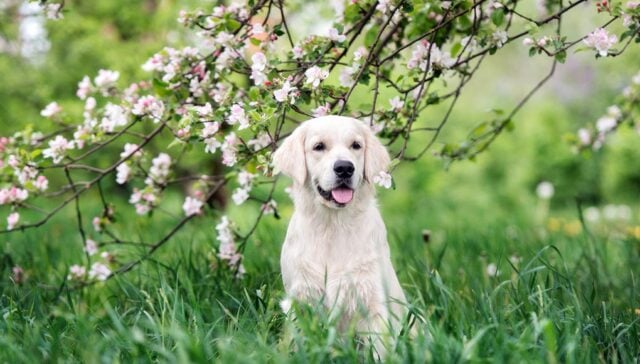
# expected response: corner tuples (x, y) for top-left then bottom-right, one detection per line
(1, 197), (639, 363)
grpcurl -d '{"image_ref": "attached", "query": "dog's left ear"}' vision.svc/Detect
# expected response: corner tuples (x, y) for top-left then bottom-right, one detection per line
(362, 125), (390, 183)
(272, 125), (307, 186)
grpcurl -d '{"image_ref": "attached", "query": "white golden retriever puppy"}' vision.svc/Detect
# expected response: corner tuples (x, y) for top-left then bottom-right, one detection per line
(273, 115), (408, 353)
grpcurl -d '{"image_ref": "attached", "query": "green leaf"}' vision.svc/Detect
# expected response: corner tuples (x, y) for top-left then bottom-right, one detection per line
(451, 42), (462, 57)
(529, 47), (537, 57)
(344, 4), (361, 23)
(491, 8), (505, 26)
(30, 149), (42, 159)
(554, 50), (567, 64)
(364, 25), (379, 48)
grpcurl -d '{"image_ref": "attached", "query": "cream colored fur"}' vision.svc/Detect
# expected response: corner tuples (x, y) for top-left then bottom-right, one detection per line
(273, 116), (408, 354)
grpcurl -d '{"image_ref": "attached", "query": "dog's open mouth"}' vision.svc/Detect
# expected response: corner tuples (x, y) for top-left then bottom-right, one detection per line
(317, 184), (354, 205)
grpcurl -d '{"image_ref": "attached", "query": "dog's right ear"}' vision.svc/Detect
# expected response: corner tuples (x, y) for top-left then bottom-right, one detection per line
(272, 125), (307, 186)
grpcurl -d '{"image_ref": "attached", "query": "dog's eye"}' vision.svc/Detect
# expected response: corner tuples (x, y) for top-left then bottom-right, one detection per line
(313, 142), (325, 151)
(351, 141), (362, 150)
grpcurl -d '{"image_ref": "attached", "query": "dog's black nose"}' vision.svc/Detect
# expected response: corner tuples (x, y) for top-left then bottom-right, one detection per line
(333, 160), (354, 178)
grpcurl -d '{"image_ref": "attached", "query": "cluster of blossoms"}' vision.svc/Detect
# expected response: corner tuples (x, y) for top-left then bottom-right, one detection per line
(339, 46), (368, 88)
(575, 71), (640, 151)
(215, 216), (245, 277)
(407, 40), (455, 73)
(231, 170), (255, 205)
(67, 239), (114, 282)
(372, 171), (393, 189)
(522, 36), (552, 48)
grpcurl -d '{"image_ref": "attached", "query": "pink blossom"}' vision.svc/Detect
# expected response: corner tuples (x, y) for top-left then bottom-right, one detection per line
(194, 103), (213, 118)
(228, 104), (250, 130)
(7, 212), (19, 230)
(68, 265), (86, 280)
(41, 102), (62, 118)
(132, 95), (165, 121)
(583, 28), (618, 57)
(292, 46), (304, 59)
(273, 80), (297, 103)
(221, 133), (239, 166)
(34, 175), (49, 191)
(389, 96), (404, 111)
(201, 122), (220, 138)
(92, 216), (102, 232)
(261, 199), (278, 214)
(94, 69), (120, 94)
(237, 170), (255, 187)
(84, 239), (98, 256)
(88, 262), (111, 281)
(148, 153), (171, 184)
(312, 103), (331, 117)
(0, 187), (29, 205)
(339, 66), (356, 87)
(327, 28), (346, 43)
(77, 76), (93, 100)
(251, 23), (266, 36)
(353, 46), (368, 62)
(182, 196), (204, 216)
(247, 133), (271, 151)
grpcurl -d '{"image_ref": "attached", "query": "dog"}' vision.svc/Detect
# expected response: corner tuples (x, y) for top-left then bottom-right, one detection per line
(273, 115), (409, 355)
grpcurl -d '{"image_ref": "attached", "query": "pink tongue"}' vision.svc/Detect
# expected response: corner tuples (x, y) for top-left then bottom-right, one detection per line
(331, 187), (353, 204)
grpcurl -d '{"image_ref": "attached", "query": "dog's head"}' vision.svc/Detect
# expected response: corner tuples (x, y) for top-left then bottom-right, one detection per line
(273, 116), (390, 209)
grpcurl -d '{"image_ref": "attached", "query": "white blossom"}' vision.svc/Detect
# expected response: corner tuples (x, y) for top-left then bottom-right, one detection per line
(84, 239), (99, 256)
(536, 181), (554, 199)
(492, 30), (508, 48)
(43, 135), (75, 164)
(304, 66), (329, 89)
(44, 3), (63, 20)
(7, 212), (19, 230)
(116, 163), (132, 184)
(204, 138), (222, 154)
(389, 96), (404, 111)
(583, 28), (618, 57)
(201, 121), (220, 138)
(148, 153), (171, 184)
(221, 133), (239, 166)
(228, 104), (250, 130)
(41, 102), (62, 118)
(327, 27), (346, 43)
(232, 187), (250, 205)
(94, 69), (120, 93)
(312, 103), (331, 117)
(486, 263), (500, 277)
(68, 265), (86, 280)
(88, 262), (111, 281)
(77, 76), (93, 100)
(373, 171), (393, 189)
(273, 80), (297, 104)
(182, 196), (204, 216)
(120, 143), (142, 159)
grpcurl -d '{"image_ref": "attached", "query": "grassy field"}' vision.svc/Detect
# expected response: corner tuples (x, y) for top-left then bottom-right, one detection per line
(1, 184), (639, 363)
